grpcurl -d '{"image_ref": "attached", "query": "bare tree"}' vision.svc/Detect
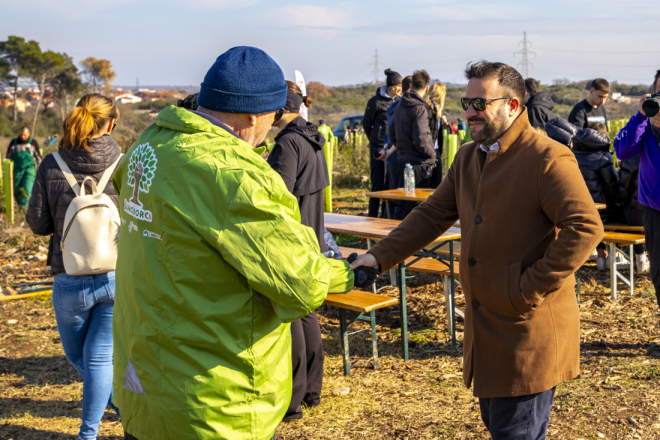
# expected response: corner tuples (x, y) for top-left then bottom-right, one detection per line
(79, 57), (116, 93)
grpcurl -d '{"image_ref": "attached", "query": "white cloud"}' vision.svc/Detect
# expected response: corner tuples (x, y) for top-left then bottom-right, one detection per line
(269, 4), (360, 38)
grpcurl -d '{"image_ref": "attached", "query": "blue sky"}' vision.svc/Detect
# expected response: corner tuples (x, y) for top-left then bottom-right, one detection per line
(2, 0), (659, 87)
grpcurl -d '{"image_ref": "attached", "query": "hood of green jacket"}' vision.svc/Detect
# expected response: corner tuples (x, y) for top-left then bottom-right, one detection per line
(112, 106), (352, 440)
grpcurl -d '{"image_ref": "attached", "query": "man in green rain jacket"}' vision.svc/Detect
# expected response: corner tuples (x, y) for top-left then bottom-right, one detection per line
(112, 47), (353, 440)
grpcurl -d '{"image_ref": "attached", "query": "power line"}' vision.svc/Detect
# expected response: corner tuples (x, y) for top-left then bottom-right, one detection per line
(514, 31), (536, 78)
(536, 48), (660, 54)
(368, 49), (381, 83)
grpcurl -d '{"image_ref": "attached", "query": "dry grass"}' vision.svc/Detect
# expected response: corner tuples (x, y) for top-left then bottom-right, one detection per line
(1, 193), (660, 440)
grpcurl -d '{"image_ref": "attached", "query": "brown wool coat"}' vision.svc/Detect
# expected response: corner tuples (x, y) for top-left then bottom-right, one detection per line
(368, 109), (603, 398)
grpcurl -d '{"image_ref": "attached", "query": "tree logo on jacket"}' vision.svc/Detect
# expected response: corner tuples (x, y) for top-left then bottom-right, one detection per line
(124, 143), (157, 223)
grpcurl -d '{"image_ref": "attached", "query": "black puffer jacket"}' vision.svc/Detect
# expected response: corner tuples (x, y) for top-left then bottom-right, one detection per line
(268, 116), (329, 252)
(26, 135), (121, 274)
(389, 91), (435, 165)
(363, 86), (395, 149)
(427, 103), (441, 155)
(362, 86), (394, 150)
(618, 156), (643, 221)
(526, 90), (555, 129)
(545, 118), (577, 147)
(572, 128), (619, 206)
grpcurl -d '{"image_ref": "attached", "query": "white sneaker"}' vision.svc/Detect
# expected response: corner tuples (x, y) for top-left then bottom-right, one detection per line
(596, 257), (606, 271)
(588, 249), (598, 261)
(605, 253), (629, 271)
(636, 253), (650, 273)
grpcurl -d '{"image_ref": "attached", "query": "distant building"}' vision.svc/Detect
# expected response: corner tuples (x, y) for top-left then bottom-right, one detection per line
(109, 92), (143, 104)
(611, 93), (632, 104)
(0, 97), (30, 113)
(135, 90), (182, 102)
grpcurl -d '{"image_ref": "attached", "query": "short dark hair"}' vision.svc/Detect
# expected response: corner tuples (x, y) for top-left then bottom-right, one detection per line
(402, 75), (413, 92)
(591, 78), (610, 93)
(654, 70), (660, 93)
(464, 60), (525, 104)
(457, 117), (463, 122)
(411, 70), (430, 91)
(525, 78), (539, 96)
(319, 119), (325, 125)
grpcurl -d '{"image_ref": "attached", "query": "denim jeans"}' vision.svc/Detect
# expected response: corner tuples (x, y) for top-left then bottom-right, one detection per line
(53, 271), (118, 439)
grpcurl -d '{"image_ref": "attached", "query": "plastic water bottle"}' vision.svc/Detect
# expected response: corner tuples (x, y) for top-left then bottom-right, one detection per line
(405, 164), (415, 193)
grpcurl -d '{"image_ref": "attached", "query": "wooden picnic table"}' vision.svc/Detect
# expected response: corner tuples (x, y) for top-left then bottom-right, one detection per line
(324, 213), (460, 243)
(324, 213), (461, 359)
(367, 189), (608, 216)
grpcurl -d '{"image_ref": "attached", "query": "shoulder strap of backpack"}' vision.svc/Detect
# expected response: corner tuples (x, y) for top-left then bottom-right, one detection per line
(52, 151), (81, 196)
(95, 154), (123, 196)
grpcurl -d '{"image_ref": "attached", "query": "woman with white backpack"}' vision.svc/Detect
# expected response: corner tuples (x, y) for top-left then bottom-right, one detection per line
(26, 93), (122, 440)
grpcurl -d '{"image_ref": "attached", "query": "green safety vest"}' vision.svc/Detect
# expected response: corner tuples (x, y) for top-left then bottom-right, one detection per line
(112, 106), (353, 440)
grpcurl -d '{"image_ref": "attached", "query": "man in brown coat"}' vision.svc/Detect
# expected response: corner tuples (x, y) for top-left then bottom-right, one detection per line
(350, 61), (603, 439)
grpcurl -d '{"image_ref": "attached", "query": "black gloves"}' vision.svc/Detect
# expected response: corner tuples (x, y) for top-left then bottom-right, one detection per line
(347, 253), (380, 290)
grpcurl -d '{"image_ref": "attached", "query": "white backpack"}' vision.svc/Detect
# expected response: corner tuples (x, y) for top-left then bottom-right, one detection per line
(53, 151), (122, 275)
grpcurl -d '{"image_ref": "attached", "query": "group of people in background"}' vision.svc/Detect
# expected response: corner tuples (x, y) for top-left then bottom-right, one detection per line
(2, 44), (660, 439)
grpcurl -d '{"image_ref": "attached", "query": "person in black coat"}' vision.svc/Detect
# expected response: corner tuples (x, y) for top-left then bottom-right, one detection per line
(618, 155), (649, 270)
(363, 69), (402, 217)
(25, 93), (121, 440)
(544, 118), (577, 148)
(268, 81), (330, 421)
(524, 78), (555, 129)
(572, 124), (619, 268)
(389, 70), (435, 219)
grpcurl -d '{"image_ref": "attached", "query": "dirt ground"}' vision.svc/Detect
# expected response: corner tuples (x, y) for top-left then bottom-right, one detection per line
(1, 191), (659, 439)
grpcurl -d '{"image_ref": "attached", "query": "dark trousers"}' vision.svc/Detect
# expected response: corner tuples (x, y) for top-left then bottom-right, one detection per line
(393, 162), (434, 220)
(643, 206), (660, 305)
(479, 387), (555, 440)
(430, 151), (443, 188)
(286, 311), (324, 420)
(369, 146), (387, 218)
(623, 208), (645, 254)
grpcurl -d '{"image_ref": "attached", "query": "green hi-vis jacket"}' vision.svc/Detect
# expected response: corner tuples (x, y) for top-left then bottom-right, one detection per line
(112, 106), (353, 440)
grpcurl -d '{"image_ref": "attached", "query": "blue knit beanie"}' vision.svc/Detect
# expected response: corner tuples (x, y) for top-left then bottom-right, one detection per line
(197, 46), (287, 114)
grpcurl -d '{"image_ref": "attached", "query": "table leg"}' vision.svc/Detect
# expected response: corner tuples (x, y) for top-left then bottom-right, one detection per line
(398, 262), (409, 362)
(576, 268), (581, 304)
(449, 240), (456, 350)
(339, 308), (350, 375)
(630, 244), (634, 296)
(610, 242), (617, 300)
(370, 310), (379, 369)
(385, 199), (391, 219)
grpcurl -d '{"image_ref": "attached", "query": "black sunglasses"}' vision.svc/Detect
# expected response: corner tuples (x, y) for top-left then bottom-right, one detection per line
(461, 97), (511, 112)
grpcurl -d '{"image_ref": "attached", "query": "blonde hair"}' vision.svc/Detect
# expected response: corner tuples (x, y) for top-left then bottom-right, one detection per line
(60, 93), (119, 153)
(426, 83), (447, 118)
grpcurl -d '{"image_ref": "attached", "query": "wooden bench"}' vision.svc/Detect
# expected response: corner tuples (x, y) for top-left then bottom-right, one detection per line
(338, 246), (463, 341)
(324, 290), (398, 375)
(601, 231), (645, 299)
(603, 223), (644, 233)
(338, 247), (460, 279)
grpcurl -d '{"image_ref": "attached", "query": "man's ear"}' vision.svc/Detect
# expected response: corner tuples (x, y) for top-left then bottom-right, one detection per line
(509, 98), (521, 116)
(248, 114), (258, 127)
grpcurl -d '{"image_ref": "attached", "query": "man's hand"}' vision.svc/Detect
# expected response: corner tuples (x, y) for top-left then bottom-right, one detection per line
(347, 253), (380, 289)
(376, 148), (389, 161)
(652, 113), (660, 128)
(348, 253), (379, 270)
(639, 94), (652, 117)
